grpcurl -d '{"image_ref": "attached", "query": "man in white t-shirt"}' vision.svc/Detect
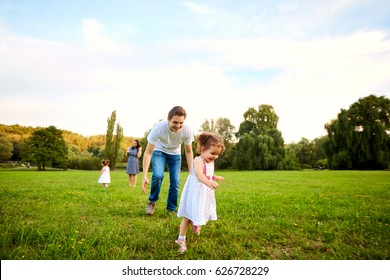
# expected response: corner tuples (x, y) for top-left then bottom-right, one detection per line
(142, 106), (194, 215)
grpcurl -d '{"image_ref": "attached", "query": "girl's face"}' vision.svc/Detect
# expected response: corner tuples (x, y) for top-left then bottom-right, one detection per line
(132, 141), (137, 147)
(201, 146), (221, 163)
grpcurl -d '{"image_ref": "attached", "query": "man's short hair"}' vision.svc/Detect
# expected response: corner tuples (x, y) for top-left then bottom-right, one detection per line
(168, 106), (187, 120)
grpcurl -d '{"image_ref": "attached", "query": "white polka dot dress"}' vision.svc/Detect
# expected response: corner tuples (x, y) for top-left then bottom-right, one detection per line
(177, 157), (217, 226)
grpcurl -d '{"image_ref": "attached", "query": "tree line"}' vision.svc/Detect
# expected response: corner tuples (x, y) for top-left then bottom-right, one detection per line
(0, 111), (132, 171)
(0, 94), (389, 170)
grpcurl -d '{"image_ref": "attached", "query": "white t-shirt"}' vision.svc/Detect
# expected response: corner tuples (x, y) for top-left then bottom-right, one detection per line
(147, 120), (194, 155)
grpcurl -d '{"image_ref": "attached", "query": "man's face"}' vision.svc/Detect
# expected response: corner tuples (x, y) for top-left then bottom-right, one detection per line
(168, 115), (185, 133)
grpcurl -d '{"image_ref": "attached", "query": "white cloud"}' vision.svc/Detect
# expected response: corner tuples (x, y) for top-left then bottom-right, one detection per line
(176, 30), (390, 141)
(275, 0), (357, 31)
(82, 18), (124, 52)
(182, 2), (212, 15)
(0, 11), (389, 143)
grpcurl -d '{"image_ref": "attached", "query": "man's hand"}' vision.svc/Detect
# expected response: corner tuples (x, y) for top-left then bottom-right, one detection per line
(142, 177), (149, 194)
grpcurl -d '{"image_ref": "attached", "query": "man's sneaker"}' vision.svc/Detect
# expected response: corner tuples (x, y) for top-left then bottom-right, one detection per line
(146, 201), (156, 215)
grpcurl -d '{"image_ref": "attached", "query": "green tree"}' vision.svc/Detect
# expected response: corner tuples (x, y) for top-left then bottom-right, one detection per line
(24, 126), (68, 170)
(233, 133), (256, 170)
(10, 140), (22, 161)
(325, 94), (390, 169)
(200, 117), (236, 169)
(0, 136), (13, 161)
(312, 136), (328, 168)
(288, 138), (315, 168)
(287, 137), (328, 169)
(87, 135), (105, 157)
(137, 129), (150, 172)
(104, 111), (124, 170)
(283, 147), (301, 170)
(236, 104), (279, 137)
(201, 118), (236, 143)
(234, 105), (285, 170)
(111, 123), (124, 169)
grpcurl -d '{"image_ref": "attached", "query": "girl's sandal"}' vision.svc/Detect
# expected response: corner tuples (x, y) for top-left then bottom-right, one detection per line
(175, 239), (187, 254)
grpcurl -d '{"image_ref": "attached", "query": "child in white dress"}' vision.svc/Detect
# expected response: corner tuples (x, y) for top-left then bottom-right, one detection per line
(98, 159), (111, 188)
(175, 132), (225, 253)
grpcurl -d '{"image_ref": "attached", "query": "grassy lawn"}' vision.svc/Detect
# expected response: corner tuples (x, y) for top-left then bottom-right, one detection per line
(0, 169), (389, 260)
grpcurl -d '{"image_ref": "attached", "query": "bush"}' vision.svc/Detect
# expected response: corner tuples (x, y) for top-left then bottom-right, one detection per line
(67, 156), (101, 170)
(301, 164), (312, 169)
(315, 159), (328, 169)
(332, 151), (351, 170)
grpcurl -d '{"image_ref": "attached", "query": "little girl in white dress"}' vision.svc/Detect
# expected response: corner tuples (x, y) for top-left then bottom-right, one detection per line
(175, 132), (225, 253)
(98, 159), (111, 188)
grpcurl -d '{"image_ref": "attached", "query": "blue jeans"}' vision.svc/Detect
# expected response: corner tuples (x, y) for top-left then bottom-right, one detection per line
(149, 150), (181, 211)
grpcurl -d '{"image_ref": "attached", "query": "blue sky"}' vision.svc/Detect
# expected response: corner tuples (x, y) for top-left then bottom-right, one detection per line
(0, 0), (389, 143)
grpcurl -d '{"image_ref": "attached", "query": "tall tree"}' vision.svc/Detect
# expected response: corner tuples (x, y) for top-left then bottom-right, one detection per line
(110, 123), (124, 169)
(234, 104), (285, 170)
(104, 111), (124, 169)
(236, 104), (279, 137)
(105, 111), (116, 162)
(325, 94), (390, 169)
(24, 126), (68, 170)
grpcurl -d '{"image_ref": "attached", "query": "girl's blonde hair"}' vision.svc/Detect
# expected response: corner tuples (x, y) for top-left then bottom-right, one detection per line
(196, 132), (225, 154)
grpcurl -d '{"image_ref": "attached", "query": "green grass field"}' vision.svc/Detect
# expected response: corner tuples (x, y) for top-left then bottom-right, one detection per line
(0, 169), (389, 260)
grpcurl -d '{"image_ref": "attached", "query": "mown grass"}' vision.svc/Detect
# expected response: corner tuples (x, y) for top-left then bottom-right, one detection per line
(0, 169), (389, 260)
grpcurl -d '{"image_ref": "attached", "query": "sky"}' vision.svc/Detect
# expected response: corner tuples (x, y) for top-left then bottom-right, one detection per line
(0, 0), (389, 143)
